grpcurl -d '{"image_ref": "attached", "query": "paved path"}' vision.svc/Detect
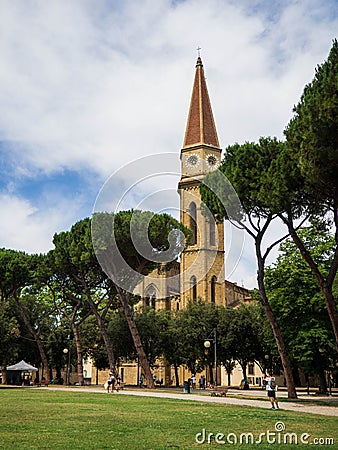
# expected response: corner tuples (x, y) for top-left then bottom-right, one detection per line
(41, 386), (338, 417)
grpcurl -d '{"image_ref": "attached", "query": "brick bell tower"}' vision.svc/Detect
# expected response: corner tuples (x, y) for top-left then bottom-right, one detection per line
(178, 56), (225, 307)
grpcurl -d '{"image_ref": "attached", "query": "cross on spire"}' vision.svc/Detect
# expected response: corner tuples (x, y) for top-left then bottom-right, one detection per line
(197, 46), (201, 57)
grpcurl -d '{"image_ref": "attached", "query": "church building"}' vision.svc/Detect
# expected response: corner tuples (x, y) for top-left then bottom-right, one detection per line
(134, 56), (250, 310)
(85, 56), (257, 388)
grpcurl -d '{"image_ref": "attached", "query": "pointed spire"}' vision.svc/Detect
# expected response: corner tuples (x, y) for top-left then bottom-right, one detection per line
(183, 57), (220, 148)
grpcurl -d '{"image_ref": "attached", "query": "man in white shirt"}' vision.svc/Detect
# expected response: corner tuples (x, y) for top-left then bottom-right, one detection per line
(191, 375), (196, 389)
(264, 374), (279, 409)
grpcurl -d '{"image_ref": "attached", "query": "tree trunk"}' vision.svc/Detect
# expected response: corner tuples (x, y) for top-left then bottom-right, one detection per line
(97, 316), (116, 374)
(86, 293), (117, 374)
(13, 292), (50, 383)
(55, 367), (62, 379)
(256, 242), (298, 399)
(118, 289), (154, 388)
(2, 366), (7, 384)
(174, 363), (180, 387)
(241, 362), (247, 380)
(318, 368), (328, 394)
(224, 361), (234, 386)
(72, 323), (84, 386)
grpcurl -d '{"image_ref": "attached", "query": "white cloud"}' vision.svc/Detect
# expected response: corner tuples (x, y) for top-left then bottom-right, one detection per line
(0, 0), (337, 286)
(1, 0), (336, 173)
(0, 191), (88, 253)
(0, 194), (50, 252)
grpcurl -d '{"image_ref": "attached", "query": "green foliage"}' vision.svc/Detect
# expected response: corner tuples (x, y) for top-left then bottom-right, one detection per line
(115, 210), (183, 271)
(282, 41), (338, 351)
(44, 313), (77, 379)
(175, 299), (219, 374)
(134, 307), (166, 367)
(153, 300), (272, 379)
(93, 210), (190, 275)
(201, 137), (299, 398)
(265, 222), (336, 375)
(107, 309), (135, 361)
(52, 218), (99, 280)
(0, 248), (31, 295)
(50, 218), (106, 316)
(285, 39), (338, 204)
(217, 303), (274, 376)
(0, 299), (20, 365)
(201, 137), (287, 220)
(80, 316), (110, 370)
(0, 249), (55, 368)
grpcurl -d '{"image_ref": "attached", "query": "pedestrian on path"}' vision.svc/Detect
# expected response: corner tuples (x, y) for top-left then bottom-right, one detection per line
(199, 376), (205, 389)
(107, 372), (116, 393)
(116, 374), (121, 391)
(264, 374), (279, 410)
(191, 375), (196, 389)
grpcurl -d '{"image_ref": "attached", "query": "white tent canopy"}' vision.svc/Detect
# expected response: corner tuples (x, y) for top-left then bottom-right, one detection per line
(6, 360), (38, 371)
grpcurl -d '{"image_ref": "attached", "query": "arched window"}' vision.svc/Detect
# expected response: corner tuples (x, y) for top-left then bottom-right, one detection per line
(191, 275), (197, 301)
(211, 276), (217, 303)
(209, 218), (215, 246)
(189, 202), (197, 245)
(145, 285), (156, 309)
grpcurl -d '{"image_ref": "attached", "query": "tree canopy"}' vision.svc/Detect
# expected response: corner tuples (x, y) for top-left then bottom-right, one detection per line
(285, 39), (338, 205)
(265, 222), (336, 392)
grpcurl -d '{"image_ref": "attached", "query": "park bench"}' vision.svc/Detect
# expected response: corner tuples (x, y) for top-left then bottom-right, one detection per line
(210, 386), (228, 397)
(35, 380), (49, 387)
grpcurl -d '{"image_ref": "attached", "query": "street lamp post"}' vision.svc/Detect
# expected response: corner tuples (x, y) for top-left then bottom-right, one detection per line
(328, 365), (332, 396)
(63, 347), (71, 386)
(264, 354), (269, 374)
(204, 329), (217, 386)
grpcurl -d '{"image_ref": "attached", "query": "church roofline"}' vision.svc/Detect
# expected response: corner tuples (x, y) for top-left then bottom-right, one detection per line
(180, 143), (222, 153)
(183, 57), (220, 149)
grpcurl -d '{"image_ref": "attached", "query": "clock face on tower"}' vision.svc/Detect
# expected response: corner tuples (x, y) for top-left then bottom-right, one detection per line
(185, 153), (200, 169)
(206, 153), (219, 170)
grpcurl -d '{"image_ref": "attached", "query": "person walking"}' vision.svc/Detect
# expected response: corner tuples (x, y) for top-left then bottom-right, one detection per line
(199, 376), (205, 389)
(111, 373), (116, 391)
(116, 374), (121, 391)
(191, 375), (196, 389)
(264, 374), (279, 409)
(107, 373), (113, 393)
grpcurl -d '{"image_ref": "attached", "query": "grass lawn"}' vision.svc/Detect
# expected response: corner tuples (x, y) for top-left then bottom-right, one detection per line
(0, 389), (337, 449)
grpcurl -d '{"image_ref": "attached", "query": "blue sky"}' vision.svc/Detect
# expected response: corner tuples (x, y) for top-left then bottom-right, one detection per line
(0, 0), (337, 288)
